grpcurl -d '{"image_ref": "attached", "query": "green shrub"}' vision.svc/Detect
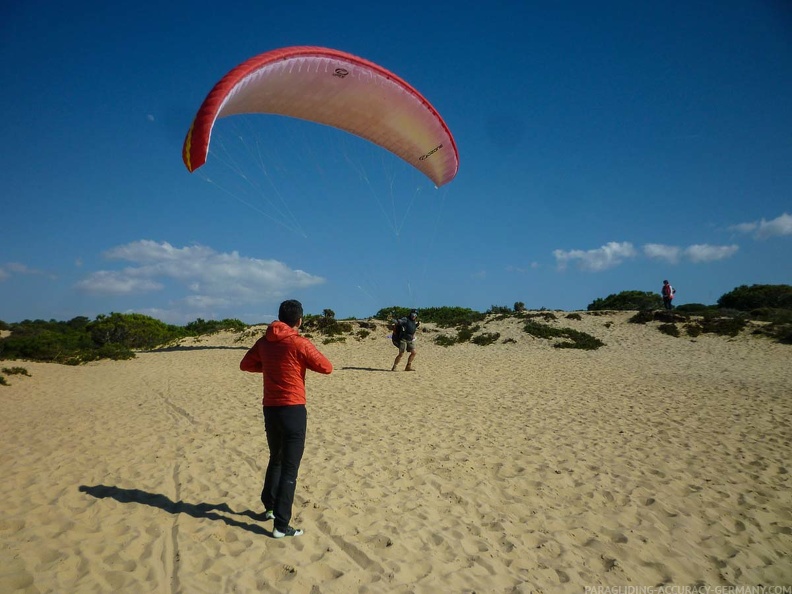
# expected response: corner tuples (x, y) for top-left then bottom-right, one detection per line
(588, 290), (663, 311)
(628, 311), (655, 324)
(373, 306), (485, 328)
(514, 302), (526, 312)
(555, 330), (605, 350)
(526, 312), (557, 322)
(355, 330), (371, 340)
(653, 311), (688, 323)
(0, 376), (8, 386)
(486, 305), (512, 315)
(522, 321), (605, 350)
(0, 313), (240, 364)
(775, 325), (792, 344)
(184, 318), (247, 335)
(685, 324), (702, 337)
(433, 334), (458, 347)
(749, 308), (792, 324)
(566, 313), (582, 321)
(718, 284), (792, 310)
(471, 332), (500, 346)
(522, 321), (559, 340)
(89, 313), (184, 349)
(2, 367), (30, 376)
(456, 325), (478, 342)
(658, 323), (680, 337)
(60, 343), (136, 364)
(698, 316), (747, 337)
(675, 303), (712, 313)
(302, 311), (352, 336)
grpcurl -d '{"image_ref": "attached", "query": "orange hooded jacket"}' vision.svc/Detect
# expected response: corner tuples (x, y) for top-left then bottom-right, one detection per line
(240, 321), (333, 406)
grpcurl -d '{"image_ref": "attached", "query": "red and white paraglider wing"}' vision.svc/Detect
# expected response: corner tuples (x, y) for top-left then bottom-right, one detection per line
(182, 46), (459, 187)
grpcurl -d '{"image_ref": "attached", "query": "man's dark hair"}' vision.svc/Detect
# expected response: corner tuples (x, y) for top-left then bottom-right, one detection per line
(278, 299), (303, 327)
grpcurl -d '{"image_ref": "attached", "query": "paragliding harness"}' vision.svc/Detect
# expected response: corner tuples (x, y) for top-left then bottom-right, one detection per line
(391, 320), (405, 348)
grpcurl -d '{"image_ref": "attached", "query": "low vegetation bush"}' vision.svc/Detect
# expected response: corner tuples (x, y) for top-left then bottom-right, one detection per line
(456, 325), (478, 342)
(0, 313), (251, 364)
(685, 324), (702, 337)
(432, 323), (485, 346)
(674, 303), (712, 313)
(630, 309), (752, 339)
(184, 318), (247, 335)
(373, 306), (485, 328)
(718, 284), (792, 310)
(750, 308), (792, 324)
(302, 311), (352, 336)
(433, 334), (458, 347)
(696, 316), (747, 338)
(526, 312), (557, 322)
(628, 311), (655, 324)
(471, 332), (500, 346)
(588, 291), (663, 311)
(522, 321), (605, 350)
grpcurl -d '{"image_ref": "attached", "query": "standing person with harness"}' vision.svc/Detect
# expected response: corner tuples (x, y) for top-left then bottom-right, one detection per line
(661, 280), (676, 310)
(391, 309), (420, 371)
(240, 299), (333, 538)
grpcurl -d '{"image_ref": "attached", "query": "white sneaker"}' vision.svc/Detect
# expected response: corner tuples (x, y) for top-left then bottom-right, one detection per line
(272, 526), (303, 538)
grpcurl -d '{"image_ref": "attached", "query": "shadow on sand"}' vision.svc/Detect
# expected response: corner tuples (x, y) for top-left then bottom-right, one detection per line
(79, 484), (272, 536)
(341, 366), (392, 372)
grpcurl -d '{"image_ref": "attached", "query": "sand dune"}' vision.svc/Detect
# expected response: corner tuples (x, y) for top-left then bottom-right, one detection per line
(1, 311), (790, 592)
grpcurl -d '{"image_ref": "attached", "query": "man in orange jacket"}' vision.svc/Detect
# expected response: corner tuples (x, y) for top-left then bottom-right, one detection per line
(240, 299), (333, 538)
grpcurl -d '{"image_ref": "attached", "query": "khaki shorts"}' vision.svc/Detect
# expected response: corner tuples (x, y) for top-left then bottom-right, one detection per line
(398, 338), (416, 353)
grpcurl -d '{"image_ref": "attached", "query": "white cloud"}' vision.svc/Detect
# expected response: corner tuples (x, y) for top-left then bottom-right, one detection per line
(506, 262), (540, 274)
(554, 241), (637, 272)
(556, 239), (739, 271)
(684, 244), (739, 262)
(75, 240), (325, 304)
(730, 222), (757, 235)
(75, 271), (164, 295)
(7, 262), (32, 273)
(729, 212), (792, 240)
(643, 243), (681, 264)
(1, 262), (55, 280)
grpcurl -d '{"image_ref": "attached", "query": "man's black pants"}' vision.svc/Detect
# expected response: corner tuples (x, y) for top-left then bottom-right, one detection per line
(261, 405), (306, 532)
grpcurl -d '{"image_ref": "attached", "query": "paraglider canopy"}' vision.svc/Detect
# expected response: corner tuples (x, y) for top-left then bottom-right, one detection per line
(183, 46), (459, 187)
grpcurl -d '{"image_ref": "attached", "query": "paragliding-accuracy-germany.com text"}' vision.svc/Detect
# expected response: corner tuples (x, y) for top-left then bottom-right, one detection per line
(585, 587), (791, 594)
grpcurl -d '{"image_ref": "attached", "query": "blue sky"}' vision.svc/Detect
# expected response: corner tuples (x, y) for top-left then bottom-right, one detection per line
(2, 1), (791, 324)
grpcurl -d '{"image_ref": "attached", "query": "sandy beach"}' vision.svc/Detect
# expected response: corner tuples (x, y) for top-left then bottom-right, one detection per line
(1, 311), (790, 593)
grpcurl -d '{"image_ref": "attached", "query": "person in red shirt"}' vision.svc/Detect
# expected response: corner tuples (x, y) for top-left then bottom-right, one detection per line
(240, 299), (333, 538)
(661, 280), (676, 310)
